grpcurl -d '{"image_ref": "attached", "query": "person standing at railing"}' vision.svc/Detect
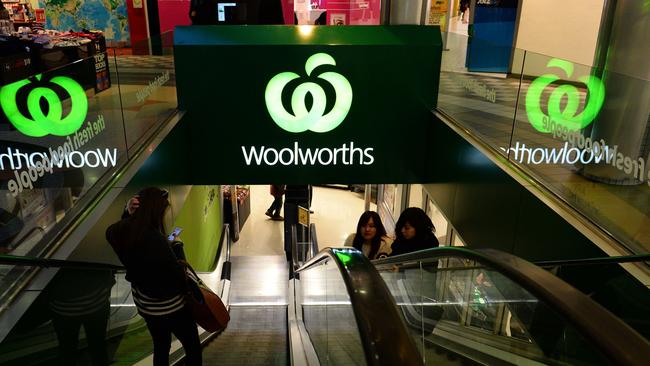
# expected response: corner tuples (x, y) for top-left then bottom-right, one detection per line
(106, 187), (202, 366)
(345, 211), (393, 259)
(389, 207), (439, 257)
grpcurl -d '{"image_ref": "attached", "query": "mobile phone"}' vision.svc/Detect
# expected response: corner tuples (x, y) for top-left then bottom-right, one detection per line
(168, 227), (182, 241)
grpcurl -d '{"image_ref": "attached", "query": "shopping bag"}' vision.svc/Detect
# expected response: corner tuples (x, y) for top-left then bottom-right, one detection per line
(184, 264), (230, 332)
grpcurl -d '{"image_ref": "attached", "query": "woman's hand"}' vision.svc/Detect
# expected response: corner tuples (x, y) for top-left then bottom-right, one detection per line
(126, 196), (140, 215)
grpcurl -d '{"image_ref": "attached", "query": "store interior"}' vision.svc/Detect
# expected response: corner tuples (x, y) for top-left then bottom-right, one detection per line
(226, 184), (457, 258)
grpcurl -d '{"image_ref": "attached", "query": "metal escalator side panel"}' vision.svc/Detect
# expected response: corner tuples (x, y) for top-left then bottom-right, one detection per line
(297, 248), (424, 366)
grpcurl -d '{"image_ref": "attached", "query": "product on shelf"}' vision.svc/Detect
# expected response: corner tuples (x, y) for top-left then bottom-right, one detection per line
(0, 26), (111, 91)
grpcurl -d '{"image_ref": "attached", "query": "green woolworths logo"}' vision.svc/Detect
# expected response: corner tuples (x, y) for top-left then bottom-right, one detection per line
(525, 59), (605, 133)
(0, 75), (88, 137)
(265, 53), (352, 133)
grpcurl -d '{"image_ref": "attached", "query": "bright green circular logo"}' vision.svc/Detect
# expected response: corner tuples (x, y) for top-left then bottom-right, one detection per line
(525, 58), (605, 133)
(0, 75), (88, 137)
(265, 53), (353, 133)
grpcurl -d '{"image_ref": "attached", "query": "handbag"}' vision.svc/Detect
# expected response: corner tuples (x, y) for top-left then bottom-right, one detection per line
(183, 263), (230, 332)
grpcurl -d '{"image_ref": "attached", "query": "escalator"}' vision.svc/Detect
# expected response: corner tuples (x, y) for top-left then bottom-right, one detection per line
(1, 221), (649, 365)
(281, 242), (650, 366)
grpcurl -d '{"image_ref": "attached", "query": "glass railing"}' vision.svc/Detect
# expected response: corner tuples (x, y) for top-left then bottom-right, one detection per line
(374, 247), (650, 366)
(534, 254), (650, 342)
(437, 31), (650, 255)
(0, 32), (178, 309)
(0, 223), (230, 365)
(300, 256), (365, 365)
(0, 265), (152, 365)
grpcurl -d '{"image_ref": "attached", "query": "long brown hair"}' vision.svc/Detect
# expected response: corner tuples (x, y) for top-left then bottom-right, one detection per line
(125, 187), (169, 245)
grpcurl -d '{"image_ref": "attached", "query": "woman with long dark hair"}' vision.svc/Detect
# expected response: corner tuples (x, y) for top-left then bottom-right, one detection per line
(346, 211), (393, 259)
(106, 187), (201, 366)
(390, 207), (439, 257)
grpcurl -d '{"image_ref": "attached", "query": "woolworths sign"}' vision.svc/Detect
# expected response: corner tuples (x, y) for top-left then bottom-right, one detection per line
(265, 53), (353, 134)
(241, 52), (373, 167)
(173, 25), (442, 183)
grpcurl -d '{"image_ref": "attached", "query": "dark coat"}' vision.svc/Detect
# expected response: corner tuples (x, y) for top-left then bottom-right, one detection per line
(106, 219), (185, 299)
(390, 234), (440, 257)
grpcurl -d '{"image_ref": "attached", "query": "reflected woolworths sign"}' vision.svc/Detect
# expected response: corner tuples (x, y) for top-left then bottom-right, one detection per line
(1, 75), (88, 137)
(0, 69), (118, 198)
(173, 25), (442, 183)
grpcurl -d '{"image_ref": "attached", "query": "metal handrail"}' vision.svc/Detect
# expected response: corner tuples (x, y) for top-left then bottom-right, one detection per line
(296, 248), (424, 366)
(373, 250), (650, 271)
(0, 224), (233, 274)
(224, 224), (231, 264)
(308, 223), (318, 260)
(219, 223), (232, 281)
(0, 254), (124, 271)
(290, 224), (299, 275)
(533, 253), (650, 267)
(373, 246), (650, 366)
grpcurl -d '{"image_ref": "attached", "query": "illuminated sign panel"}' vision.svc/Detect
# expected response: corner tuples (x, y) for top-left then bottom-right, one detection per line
(0, 61), (121, 198)
(173, 26), (442, 183)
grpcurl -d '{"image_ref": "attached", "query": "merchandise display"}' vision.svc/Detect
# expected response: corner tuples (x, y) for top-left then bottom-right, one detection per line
(222, 185), (251, 231)
(0, 26), (111, 92)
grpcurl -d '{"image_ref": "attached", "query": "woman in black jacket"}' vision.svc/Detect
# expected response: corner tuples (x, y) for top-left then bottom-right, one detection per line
(106, 187), (201, 366)
(390, 207), (439, 257)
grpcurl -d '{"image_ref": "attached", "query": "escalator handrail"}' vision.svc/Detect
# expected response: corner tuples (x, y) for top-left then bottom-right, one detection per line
(533, 253), (650, 267)
(375, 253), (650, 272)
(309, 223), (318, 260)
(374, 248), (650, 269)
(296, 247), (424, 366)
(373, 246), (650, 366)
(0, 254), (124, 271)
(0, 223), (233, 274)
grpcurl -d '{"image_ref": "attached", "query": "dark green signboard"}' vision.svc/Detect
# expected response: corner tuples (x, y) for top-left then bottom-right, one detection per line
(173, 25), (442, 184)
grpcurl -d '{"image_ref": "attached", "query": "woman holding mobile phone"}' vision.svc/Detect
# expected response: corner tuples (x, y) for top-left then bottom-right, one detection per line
(106, 187), (201, 366)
